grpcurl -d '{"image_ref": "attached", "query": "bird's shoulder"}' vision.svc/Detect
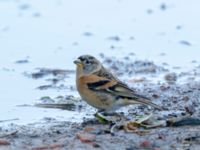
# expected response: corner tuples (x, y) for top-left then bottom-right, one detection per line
(93, 66), (118, 80)
(78, 74), (116, 88)
(78, 73), (136, 97)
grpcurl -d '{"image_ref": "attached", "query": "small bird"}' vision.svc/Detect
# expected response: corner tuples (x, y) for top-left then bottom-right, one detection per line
(74, 55), (162, 113)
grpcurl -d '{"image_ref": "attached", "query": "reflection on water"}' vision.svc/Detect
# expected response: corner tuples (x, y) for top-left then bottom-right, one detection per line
(0, 0), (200, 124)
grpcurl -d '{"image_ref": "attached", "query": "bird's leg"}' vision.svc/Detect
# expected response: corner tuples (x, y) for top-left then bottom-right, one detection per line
(94, 110), (112, 124)
(94, 111), (128, 135)
(96, 110), (126, 121)
(108, 112), (128, 135)
(94, 110), (119, 123)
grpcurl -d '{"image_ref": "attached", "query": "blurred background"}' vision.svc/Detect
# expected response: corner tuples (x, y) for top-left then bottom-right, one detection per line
(0, 0), (199, 124)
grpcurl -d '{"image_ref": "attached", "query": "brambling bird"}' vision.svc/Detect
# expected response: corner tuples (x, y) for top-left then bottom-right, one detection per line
(74, 55), (162, 113)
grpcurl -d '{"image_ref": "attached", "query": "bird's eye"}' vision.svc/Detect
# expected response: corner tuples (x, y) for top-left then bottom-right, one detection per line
(85, 60), (91, 64)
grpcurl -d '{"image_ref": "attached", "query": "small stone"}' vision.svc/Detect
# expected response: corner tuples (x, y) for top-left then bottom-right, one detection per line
(160, 84), (170, 91)
(164, 73), (177, 84)
(83, 32), (93, 36)
(152, 93), (160, 98)
(160, 3), (167, 11)
(15, 59), (29, 64)
(0, 139), (10, 145)
(139, 140), (151, 148)
(179, 40), (192, 46)
(76, 132), (96, 143)
(185, 105), (195, 115)
(108, 36), (121, 42)
(182, 96), (189, 101)
(84, 127), (95, 133)
(147, 9), (153, 14)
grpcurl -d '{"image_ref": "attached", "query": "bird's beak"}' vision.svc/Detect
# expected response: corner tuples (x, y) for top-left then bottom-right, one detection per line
(73, 59), (82, 65)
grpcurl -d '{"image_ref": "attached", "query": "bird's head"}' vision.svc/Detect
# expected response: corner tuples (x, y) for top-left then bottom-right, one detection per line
(74, 55), (102, 75)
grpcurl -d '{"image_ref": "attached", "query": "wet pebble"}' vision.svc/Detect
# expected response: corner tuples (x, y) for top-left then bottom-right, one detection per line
(146, 9), (153, 14)
(37, 85), (53, 90)
(83, 32), (93, 36)
(76, 132), (96, 143)
(185, 105), (196, 115)
(15, 59), (29, 64)
(18, 4), (31, 10)
(107, 36), (121, 42)
(129, 36), (135, 40)
(164, 73), (177, 84)
(160, 84), (170, 91)
(179, 40), (192, 46)
(139, 140), (152, 148)
(32, 12), (41, 17)
(176, 25), (182, 30)
(39, 96), (55, 103)
(0, 139), (10, 145)
(160, 3), (167, 11)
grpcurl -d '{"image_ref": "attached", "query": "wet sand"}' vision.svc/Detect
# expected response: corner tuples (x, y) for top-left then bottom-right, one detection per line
(1, 55), (200, 150)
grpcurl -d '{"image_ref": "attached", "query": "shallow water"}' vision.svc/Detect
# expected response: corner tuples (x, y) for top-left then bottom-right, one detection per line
(0, 0), (200, 124)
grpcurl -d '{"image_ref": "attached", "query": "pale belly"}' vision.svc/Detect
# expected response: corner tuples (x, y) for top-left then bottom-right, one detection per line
(79, 90), (115, 111)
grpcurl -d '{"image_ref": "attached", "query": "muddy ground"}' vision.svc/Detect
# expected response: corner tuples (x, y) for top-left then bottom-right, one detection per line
(1, 54), (200, 150)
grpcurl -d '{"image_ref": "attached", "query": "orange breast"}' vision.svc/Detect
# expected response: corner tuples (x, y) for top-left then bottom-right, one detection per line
(76, 75), (113, 110)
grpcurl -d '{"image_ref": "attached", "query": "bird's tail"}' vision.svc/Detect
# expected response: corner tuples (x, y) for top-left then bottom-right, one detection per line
(128, 94), (162, 110)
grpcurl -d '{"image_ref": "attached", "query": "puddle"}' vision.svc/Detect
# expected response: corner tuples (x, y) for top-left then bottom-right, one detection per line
(1, 0), (200, 125)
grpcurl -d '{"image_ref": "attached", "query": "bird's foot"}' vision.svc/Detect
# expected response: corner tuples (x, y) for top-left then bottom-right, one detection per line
(94, 112), (126, 123)
(94, 112), (112, 124)
(94, 112), (127, 135)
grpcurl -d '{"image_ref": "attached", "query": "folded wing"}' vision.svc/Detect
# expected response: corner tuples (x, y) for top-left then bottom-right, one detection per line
(86, 74), (162, 110)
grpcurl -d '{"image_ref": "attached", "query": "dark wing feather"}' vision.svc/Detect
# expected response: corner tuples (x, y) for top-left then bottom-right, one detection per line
(107, 83), (162, 110)
(93, 66), (129, 87)
(86, 75), (161, 110)
(87, 80), (110, 90)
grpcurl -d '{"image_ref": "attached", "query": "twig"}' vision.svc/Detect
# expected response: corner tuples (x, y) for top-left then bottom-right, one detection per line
(0, 118), (19, 123)
(0, 131), (18, 138)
